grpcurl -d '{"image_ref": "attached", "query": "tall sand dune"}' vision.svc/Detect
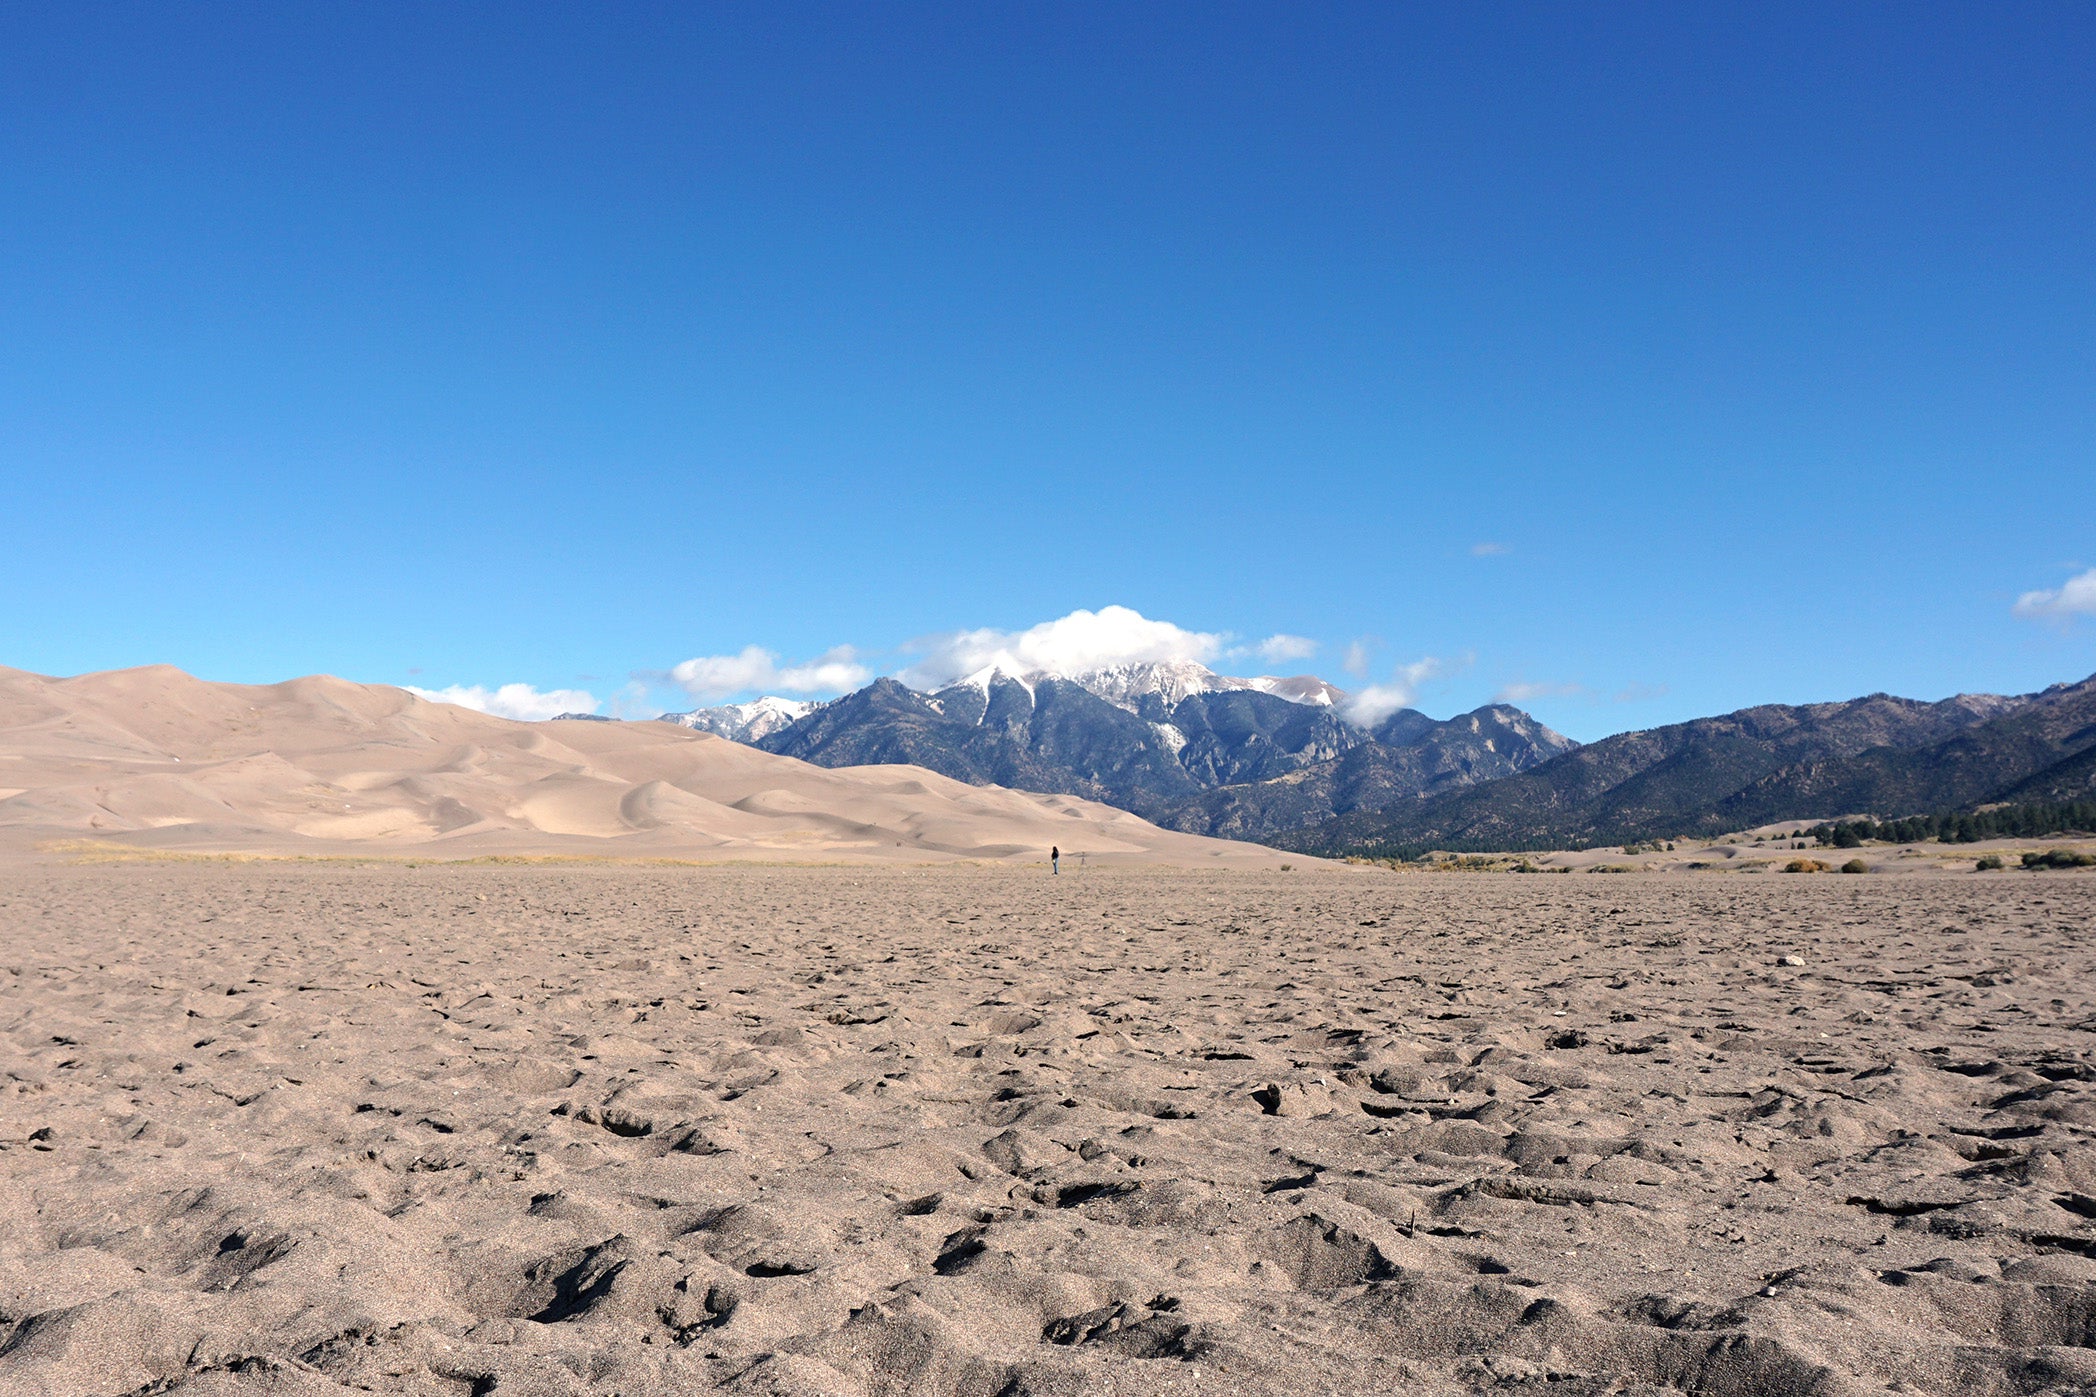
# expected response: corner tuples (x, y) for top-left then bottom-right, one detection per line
(0, 665), (1290, 865)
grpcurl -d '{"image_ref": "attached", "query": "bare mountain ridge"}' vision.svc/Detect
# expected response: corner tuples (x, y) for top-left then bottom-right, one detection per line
(1281, 677), (2096, 854)
(1158, 703), (1577, 839)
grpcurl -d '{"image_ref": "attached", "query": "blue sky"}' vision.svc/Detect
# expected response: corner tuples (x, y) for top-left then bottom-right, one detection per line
(3, 3), (2091, 740)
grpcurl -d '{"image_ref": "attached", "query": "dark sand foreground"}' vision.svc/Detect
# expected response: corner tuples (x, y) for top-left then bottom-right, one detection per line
(4, 865), (2094, 1395)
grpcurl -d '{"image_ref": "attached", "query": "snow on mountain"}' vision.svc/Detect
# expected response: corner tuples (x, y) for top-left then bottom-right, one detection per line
(1242, 675), (1345, 707)
(922, 665), (1039, 723)
(683, 662), (1351, 747)
(1066, 660), (1241, 708)
(939, 659), (1351, 714)
(943, 664), (1039, 699)
(1070, 661), (1350, 711)
(659, 695), (820, 743)
(913, 659), (1352, 723)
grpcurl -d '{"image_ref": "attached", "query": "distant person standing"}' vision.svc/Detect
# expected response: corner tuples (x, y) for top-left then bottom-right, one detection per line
(1051, 845), (1060, 874)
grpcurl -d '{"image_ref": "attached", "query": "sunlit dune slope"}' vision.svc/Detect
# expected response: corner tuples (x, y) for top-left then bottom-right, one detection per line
(0, 665), (1292, 864)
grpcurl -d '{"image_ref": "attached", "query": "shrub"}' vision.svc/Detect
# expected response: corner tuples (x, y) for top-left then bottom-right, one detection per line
(2022, 848), (2096, 869)
(1975, 854), (2004, 871)
(1839, 859), (1870, 874)
(1784, 858), (1828, 873)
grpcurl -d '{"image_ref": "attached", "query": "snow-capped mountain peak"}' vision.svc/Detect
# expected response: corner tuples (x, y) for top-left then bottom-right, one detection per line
(922, 665), (1042, 724)
(947, 663), (1039, 697)
(673, 663), (1351, 743)
(1055, 660), (1348, 713)
(1068, 660), (1232, 709)
(659, 694), (819, 743)
(914, 659), (1351, 715)
(1241, 675), (1345, 707)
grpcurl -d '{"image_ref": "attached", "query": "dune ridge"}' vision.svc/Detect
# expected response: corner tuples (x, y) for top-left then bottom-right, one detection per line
(0, 665), (1289, 865)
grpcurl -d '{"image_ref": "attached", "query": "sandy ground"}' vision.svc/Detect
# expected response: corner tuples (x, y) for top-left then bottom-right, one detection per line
(3, 863), (2094, 1396)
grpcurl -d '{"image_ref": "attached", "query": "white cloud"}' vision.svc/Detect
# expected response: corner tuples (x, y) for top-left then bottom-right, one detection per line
(1470, 542), (1508, 557)
(669, 645), (871, 702)
(1342, 657), (1445, 727)
(606, 681), (663, 720)
(1341, 640), (1373, 679)
(1253, 633), (1318, 666)
(670, 646), (773, 698)
(898, 606), (1224, 689)
(406, 683), (600, 722)
(777, 648), (873, 692)
(2014, 568), (2096, 620)
(1494, 680), (1588, 704)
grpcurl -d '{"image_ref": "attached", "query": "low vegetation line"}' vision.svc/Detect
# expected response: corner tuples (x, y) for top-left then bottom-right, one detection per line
(1810, 800), (2096, 849)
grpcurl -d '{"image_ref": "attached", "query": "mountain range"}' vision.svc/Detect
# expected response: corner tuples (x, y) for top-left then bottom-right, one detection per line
(1280, 674), (2096, 855)
(665, 661), (1576, 838)
(665, 662), (2096, 854)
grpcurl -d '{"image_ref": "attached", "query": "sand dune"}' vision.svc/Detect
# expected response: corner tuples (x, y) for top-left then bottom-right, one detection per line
(0, 665), (1290, 865)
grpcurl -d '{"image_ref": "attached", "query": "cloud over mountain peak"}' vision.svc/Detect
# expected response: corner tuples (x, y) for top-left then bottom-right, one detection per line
(897, 606), (1226, 691)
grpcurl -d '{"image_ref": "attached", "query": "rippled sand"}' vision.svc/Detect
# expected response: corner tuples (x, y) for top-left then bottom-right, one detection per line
(4, 864), (2094, 1395)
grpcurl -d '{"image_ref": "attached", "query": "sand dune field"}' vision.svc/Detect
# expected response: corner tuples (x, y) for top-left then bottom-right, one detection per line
(0, 666), (1284, 867)
(4, 862), (2094, 1395)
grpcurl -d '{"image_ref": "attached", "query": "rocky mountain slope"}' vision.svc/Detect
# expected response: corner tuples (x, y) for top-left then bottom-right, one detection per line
(1156, 704), (1576, 839)
(1283, 678), (2094, 854)
(752, 666), (1573, 833)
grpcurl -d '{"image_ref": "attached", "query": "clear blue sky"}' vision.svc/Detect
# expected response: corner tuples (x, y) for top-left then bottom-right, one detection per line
(3, 3), (2091, 739)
